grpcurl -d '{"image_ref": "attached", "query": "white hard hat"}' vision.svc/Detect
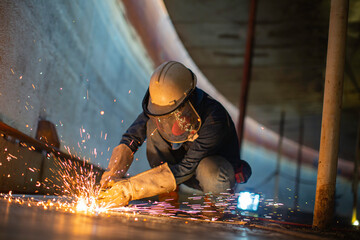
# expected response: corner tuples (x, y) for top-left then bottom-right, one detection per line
(144, 61), (197, 116)
(142, 61), (201, 143)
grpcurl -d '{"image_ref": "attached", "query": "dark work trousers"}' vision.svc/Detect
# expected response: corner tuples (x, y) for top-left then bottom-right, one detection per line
(146, 120), (235, 194)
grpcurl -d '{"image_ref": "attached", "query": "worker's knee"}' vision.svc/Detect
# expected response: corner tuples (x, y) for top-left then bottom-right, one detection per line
(196, 156), (235, 194)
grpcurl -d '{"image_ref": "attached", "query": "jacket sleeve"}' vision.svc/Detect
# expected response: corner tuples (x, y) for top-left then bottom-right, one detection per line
(120, 112), (149, 153)
(169, 107), (229, 179)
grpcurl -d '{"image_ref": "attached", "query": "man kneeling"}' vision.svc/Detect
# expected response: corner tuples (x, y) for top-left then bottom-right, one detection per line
(98, 61), (251, 207)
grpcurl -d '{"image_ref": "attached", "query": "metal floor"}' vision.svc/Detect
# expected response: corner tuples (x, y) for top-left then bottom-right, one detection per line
(1, 197), (345, 240)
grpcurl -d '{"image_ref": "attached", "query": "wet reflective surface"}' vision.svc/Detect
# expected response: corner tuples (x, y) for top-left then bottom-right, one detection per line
(0, 198), (305, 240)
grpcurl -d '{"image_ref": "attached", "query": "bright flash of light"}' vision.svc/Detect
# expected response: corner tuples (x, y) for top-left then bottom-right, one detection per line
(50, 155), (114, 214)
(237, 191), (260, 211)
(76, 198), (88, 212)
(74, 194), (109, 214)
(353, 219), (359, 226)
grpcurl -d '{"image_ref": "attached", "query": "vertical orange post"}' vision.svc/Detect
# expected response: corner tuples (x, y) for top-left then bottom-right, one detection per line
(237, 0), (257, 153)
(313, 0), (349, 230)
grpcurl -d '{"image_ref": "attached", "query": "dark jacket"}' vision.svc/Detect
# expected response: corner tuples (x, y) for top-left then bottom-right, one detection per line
(120, 88), (250, 181)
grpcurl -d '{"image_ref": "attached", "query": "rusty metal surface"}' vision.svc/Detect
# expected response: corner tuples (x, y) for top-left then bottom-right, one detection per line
(0, 122), (104, 175)
(0, 125), (104, 194)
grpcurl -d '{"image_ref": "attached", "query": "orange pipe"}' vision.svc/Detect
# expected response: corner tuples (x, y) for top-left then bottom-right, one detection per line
(237, 0), (257, 151)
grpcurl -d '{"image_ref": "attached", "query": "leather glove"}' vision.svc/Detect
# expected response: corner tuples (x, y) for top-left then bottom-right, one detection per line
(235, 160), (252, 183)
(98, 163), (177, 207)
(100, 144), (133, 187)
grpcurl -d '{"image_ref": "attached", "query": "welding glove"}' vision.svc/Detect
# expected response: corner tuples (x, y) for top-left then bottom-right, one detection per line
(100, 144), (134, 187)
(98, 163), (177, 207)
(234, 160), (252, 183)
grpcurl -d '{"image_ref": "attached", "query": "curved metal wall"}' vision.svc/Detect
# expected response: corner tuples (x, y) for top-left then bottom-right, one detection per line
(0, 0), (153, 174)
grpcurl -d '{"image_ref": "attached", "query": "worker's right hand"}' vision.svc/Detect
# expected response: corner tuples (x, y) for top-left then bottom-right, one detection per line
(98, 163), (177, 208)
(98, 179), (132, 207)
(100, 144), (134, 188)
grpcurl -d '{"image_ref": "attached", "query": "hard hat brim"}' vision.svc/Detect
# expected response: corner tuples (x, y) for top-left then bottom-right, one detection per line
(142, 88), (193, 116)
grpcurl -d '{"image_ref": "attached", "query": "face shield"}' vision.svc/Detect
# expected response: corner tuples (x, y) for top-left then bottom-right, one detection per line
(149, 100), (201, 143)
(142, 65), (201, 143)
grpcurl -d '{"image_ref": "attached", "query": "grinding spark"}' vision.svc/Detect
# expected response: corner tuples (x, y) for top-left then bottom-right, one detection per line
(49, 155), (114, 214)
(0, 152), (123, 215)
(0, 154), (264, 222)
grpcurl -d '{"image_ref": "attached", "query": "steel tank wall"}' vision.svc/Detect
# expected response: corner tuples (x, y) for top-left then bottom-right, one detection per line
(0, 0), (152, 174)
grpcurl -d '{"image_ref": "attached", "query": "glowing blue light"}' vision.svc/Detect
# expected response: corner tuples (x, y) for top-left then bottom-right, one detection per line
(237, 191), (260, 211)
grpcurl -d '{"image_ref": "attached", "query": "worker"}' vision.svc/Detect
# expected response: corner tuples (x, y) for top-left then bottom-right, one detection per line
(98, 61), (251, 207)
